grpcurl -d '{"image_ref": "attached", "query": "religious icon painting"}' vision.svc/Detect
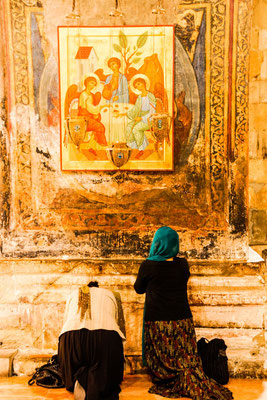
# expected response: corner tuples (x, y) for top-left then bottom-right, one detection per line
(58, 26), (174, 171)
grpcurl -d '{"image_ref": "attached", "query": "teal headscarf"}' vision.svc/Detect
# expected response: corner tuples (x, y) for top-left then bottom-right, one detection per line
(147, 226), (179, 261)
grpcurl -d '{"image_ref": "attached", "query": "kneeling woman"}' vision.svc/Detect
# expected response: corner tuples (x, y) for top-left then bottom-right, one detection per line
(134, 227), (233, 400)
(58, 281), (125, 400)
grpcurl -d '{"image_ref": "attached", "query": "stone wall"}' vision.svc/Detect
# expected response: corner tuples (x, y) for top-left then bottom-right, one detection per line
(0, 0), (266, 379)
(249, 0), (267, 256)
(0, 258), (265, 378)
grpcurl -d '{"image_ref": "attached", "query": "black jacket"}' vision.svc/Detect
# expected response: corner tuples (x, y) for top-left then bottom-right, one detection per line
(134, 257), (192, 321)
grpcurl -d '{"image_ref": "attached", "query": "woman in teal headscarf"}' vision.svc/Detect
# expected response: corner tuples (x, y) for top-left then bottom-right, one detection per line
(134, 227), (233, 400)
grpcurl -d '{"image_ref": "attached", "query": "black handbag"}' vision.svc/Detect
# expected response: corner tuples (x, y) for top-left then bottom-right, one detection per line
(197, 337), (229, 385)
(28, 355), (64, 388)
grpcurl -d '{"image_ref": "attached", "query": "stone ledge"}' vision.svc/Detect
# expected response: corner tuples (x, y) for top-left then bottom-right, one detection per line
(227, 349), (266, 379)
(0, 259), (265, 277)
(13, 350), (138, 376)
(10, 348), (267, 379)
(125, 350), (267, 378)
(0, 349), (17, 377)
(12, 349), (54, 376)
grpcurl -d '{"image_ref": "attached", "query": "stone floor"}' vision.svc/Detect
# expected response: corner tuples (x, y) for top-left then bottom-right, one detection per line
(0, 375), (266, 399)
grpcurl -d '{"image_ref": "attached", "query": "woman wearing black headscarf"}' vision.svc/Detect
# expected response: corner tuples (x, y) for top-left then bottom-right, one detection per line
(134, 226), (233, 400)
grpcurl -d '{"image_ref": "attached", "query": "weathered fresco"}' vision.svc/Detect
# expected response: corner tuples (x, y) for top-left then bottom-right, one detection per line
(0, 0), (250, 259)
(249, 0), (267, 256)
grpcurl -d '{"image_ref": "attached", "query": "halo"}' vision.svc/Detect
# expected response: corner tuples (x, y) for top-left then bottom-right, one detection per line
(105, 56), (121, 68)
(81, 73), (100, 90)
(129, 74), (150, 95)
(177, 10), (196, 27)
(182, 9), (196, 19)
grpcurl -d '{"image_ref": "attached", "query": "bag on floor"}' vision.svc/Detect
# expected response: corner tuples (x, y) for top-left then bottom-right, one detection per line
(197, 337), (229, 385)
(28, 354), (64, 388)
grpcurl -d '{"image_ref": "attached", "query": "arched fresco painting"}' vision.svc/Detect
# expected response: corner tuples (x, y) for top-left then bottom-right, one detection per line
(174, 8), (206, 167)
(174, 36), (200, 167)
(31, 19), (204, 172)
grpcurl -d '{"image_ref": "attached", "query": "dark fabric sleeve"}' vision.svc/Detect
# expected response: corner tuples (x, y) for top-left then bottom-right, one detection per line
(134, 262), (148, 294)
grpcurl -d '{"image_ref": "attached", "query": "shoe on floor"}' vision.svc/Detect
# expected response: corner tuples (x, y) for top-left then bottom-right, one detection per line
(74, 380), (86, 400)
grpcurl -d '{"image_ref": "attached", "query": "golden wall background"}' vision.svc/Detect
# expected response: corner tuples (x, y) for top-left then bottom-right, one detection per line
(249, 0), (267, 256)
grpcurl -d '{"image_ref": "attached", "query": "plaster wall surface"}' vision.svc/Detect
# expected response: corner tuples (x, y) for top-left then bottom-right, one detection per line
(0, 0), (265, 379)
(249, 0), (267, 256)
(0, 0), (250, 260)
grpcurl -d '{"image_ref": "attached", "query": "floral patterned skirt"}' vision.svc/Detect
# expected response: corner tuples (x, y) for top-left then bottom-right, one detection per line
(144, 319), (233, 399)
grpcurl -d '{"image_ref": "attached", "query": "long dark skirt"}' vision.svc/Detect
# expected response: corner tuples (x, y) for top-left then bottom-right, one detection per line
(144, 319), (234, 400)
(58, 329), (124, 400)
